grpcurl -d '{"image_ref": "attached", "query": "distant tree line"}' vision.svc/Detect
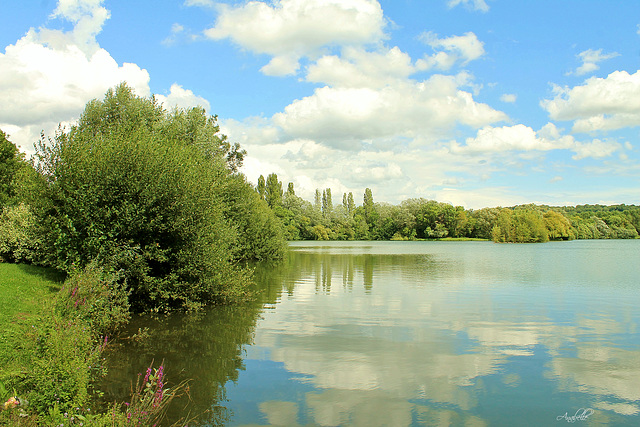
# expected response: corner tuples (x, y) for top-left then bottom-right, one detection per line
(256, 173), (640, 243)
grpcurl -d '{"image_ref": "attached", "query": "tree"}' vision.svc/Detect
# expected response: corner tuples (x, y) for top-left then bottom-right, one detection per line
(363, 188), (375, 224)
(347, 192), (355, 216)
(314, 189), (322, 211)
(265, 173), (283, 208)
(0, 129), (25, 207)
(28, 84), (284, 310)
(322, 188), (332, 217)
(256, 175), (266, 200)
(491, 207), (548, 243)
(221, 174), (286, 260)
(543, 210), (574, 240)
(287, 182), (295, 196)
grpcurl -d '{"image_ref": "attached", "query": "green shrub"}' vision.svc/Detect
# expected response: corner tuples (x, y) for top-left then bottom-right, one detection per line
(0, 203), (42, 263)
(55, 263), (130, 338)
(221, 174), (287, 261)
(22, 316), (105, 414)
(2, 265), (127, 418)
(0, 129), (25, 208)
(26, 84), (282, 311)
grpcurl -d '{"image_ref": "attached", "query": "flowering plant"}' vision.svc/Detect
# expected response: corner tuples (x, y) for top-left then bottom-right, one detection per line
(114, 361), (186, 426)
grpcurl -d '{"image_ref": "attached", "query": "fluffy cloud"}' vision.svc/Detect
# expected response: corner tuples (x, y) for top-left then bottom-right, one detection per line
(500, 93), (517, 103)
(348, 161), (404, 183)
(446, 0), (489, 13)
(184, 0), (214, 7)
(0, 2), (150, 152)
(273, 73), (506, 146)
(0, 0), (213, 154)
(306, 46), (416, 88)
(541, 70), (640, 132)
(155, 83), (211, 111)
(572, 48), (619, 76)
(260, 54), (301, 76)
(451, 124), (572, 153)
(450, 123), (625, 161)
(46, 0), (111, 55)
(418, 32), (485, 71)
(571, 139), (623, 160)
(203, 0), (386, 76)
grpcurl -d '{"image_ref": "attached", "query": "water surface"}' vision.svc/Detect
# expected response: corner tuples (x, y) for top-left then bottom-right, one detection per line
(102, 240), (640, 426)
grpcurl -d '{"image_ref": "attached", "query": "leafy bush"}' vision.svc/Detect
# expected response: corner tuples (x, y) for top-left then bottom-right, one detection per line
(0, 129), (25, 207)
(56, 263), (130, 338)
(221, 174), (287, 261)
(26, 84), (282, 311)
(0, 203), (42, 263)
(22, 316), (106, 415)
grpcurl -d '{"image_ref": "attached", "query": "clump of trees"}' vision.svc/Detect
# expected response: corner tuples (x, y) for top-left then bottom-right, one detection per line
(1, 84), (286, 311)
(254, 173), (639, 244)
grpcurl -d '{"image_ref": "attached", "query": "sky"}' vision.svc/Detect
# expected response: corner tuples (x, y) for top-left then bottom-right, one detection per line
(1, 0), (639, 209)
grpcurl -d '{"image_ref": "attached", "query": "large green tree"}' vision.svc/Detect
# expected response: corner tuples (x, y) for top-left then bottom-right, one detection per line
(27, 84), (284, 310)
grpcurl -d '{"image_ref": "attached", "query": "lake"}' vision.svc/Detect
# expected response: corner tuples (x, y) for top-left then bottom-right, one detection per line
(101, 240), (640, 426)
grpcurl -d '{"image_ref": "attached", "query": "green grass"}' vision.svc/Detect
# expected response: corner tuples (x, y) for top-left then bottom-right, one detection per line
(0, 262), (184, 425)
(0, 264), (63, 392)
(0, 264), (63, 360)
(0, 263), (63, 325)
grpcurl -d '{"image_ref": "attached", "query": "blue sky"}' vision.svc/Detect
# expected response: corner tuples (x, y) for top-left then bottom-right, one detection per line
(1, 0), (639, 208)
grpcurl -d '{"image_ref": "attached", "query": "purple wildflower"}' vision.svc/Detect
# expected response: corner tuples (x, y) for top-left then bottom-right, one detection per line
(154, 365), (165, 404)
(143, 367), (152, 385)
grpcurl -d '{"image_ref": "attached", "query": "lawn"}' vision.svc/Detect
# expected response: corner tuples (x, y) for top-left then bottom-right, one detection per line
(0, 263), (63, 322)
(0, 263), (63, 376)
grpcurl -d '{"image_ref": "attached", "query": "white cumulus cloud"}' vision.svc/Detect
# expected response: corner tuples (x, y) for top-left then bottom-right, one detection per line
(203, 0), (386, 76)
(273, 73), (507, 148)
(541, 70), (640, 133)
(500, 93), (517, 103)
(451, 122), (623, 161)
(155, 83), (211, 112)
(306, 46), (416, 88)
(446, 0), (489, 13)
(0, 0), (211, 154)
(571, 139), (622, 160)
(46, 0), (111, 54)
(572, 48), (619, 76)
(0, 2), (150, 152)
(451, 124), (572, 153)
(417, 32), (485, 71)
(261, 54), (301, 76)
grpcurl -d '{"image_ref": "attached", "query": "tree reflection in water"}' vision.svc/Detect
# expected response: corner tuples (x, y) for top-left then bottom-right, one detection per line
(100, 241), (640, 426)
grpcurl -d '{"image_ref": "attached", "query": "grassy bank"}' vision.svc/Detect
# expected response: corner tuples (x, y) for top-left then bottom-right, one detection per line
(0, 263), (62, 425)
(0, 263), (184, 426)
(0, 264), (63, 387)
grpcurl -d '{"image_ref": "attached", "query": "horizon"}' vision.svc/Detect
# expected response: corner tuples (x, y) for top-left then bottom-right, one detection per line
(1, 0), (639, 209)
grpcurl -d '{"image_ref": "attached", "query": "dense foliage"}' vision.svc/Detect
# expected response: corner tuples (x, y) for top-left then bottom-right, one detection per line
(257, 173), (639, 243)
(0, 129), (25, 208)
(4, 84), (286, 311)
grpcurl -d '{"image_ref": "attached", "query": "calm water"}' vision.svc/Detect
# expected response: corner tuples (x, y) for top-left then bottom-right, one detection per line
(101, 240), (640, 426)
